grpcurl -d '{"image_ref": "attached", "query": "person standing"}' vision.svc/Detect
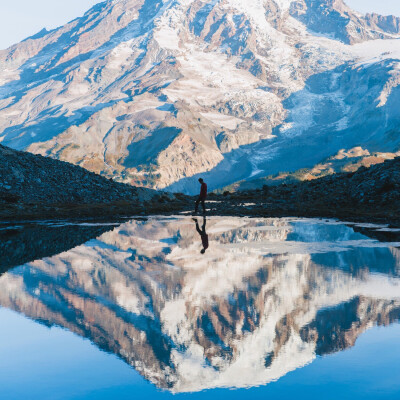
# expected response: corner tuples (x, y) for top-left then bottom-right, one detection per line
(194, 178), (207, 215)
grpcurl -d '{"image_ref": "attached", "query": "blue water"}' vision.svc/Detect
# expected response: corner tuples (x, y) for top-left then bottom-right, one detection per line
(1, 307), (399, 400)
(0, 217), (399, 399)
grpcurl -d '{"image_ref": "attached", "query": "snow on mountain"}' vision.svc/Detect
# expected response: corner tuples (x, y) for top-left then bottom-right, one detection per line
(0, 217), (399, 392)
(0, 0), (400, 193)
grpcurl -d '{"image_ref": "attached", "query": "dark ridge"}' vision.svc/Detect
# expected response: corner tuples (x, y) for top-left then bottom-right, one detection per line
(209, 157), (400, 227)
(0, 144), (190, 220)
(0, 144), (144, 204)
(0, 222), (117, 273)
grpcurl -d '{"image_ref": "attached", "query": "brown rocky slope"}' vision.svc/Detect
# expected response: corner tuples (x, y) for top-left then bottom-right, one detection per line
(210, 156), (400, 226)
(0, 144), (184, 220)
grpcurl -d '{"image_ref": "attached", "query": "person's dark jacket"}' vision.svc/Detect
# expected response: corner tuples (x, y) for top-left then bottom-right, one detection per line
(200, 183), (207, 199)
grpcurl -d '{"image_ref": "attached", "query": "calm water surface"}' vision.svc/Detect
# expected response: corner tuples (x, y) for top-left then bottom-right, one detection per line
(0, 217), (399, 400)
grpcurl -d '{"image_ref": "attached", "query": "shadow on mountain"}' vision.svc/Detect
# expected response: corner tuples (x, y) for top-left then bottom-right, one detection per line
(1, 100), (122, 150)
(124, 127), (182, 169)
(0, 222), (119, 274)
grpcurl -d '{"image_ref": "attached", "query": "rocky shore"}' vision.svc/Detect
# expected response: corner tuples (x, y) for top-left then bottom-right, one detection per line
(209, 157), (400, 227)
(1, 144), (399, 227)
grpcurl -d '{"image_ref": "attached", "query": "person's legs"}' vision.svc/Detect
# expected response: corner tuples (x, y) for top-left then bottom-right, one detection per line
(201, 199), (206, 214)
(195, 197), (200, 213)
(193, 217), (202, 234)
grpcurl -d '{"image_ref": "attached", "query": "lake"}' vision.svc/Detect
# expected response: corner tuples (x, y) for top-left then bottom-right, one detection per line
(0, 216), (399, 400)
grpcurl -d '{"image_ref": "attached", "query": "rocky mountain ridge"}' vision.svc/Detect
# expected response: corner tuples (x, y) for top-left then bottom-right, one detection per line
(291, 0), (400, 44)
(1, 0), (400, 194)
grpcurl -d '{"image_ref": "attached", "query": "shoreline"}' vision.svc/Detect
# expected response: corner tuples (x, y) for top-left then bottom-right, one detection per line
(2, 203), (399, 271)
(1, 200), (399, 229)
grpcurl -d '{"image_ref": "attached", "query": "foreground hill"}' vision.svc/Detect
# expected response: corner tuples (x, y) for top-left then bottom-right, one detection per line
(1, 0), (400, 193)
(1, 144), (399, 225)
(212, 156), (400, 226)
(0, 144), (181, 219)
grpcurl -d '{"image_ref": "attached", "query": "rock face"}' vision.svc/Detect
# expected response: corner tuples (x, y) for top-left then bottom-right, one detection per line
(0, 217), (399, 392)
(1, 0), (400, 194)
(365, 13), (400, 35)
(0, 144), (154, 205)
(290, 0), (400, 44)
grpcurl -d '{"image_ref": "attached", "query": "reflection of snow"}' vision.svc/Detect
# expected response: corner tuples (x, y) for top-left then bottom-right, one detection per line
(0, 217), (399, 393)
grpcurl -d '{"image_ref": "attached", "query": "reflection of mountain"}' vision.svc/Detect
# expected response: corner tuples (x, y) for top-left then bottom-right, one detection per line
(0, 218), (399, 392)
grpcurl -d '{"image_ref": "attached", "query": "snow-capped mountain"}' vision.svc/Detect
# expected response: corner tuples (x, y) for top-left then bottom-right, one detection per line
(0, 217), (399, 392)
(1, 0), (400, 194)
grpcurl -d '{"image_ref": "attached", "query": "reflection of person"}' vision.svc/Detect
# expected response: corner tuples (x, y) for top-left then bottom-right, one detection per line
(193, 217), (209, 254)
(194, 178), (207, 215)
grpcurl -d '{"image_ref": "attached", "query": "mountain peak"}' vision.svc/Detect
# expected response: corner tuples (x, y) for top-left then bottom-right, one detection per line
(1, 0), (400, 194)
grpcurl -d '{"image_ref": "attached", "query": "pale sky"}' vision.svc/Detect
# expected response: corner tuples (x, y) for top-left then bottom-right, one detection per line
(346, 0), (400, 17)
(0, 0), (399, 50)
(0, 0), (101, 49)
